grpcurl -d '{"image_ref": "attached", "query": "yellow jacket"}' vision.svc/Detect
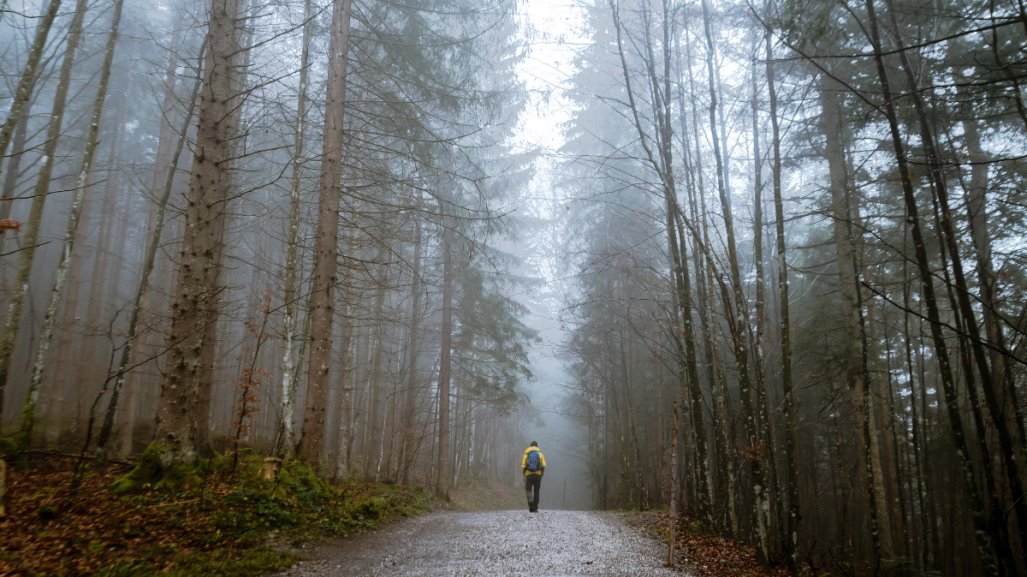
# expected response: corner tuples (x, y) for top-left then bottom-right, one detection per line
(522, 446), (546, 477)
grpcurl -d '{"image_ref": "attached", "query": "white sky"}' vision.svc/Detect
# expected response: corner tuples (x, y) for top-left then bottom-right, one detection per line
(512, 0), (587, 152)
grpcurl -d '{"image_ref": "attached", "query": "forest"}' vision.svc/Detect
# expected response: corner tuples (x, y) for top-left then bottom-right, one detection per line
(0, 0), (1025, 575)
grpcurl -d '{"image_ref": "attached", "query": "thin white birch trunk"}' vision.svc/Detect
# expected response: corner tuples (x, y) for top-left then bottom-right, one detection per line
(21, 0), (124, 447)
(0, 0), (62, 176)
(278, 0), (314, 459)
(6, 0), (87, 444)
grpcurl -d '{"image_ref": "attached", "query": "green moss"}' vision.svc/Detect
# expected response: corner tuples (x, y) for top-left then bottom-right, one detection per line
(110, 443), (213, 495)
(353, 496), (389, 520)
(111, 443), (173, 494)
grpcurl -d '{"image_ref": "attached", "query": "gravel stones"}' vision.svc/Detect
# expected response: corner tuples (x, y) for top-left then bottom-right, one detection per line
(274, 509), (686, 577)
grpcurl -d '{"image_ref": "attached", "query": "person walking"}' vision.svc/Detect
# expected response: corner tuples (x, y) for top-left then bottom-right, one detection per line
(521, 441), (546, 512)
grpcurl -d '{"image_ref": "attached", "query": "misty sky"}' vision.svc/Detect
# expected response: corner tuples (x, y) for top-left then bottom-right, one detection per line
(509, 0), (592, 509)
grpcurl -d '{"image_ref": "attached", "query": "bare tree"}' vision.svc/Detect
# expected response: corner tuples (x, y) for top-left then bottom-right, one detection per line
(762, 7), (800, 571)
(276, 0), (314, 460)
(0, 0), (84, 440)
(700, 0), (769, 560)
(20, 0), (125, 449)
(0, 0), (62, 177)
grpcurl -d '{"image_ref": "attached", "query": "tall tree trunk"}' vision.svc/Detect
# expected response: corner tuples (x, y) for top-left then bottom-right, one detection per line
(435, 226), (454, 499)
(95, 39), (205, 457)
(819, 75), (893, 564)
(296, 0), (353, 467)
(902, 275), (937, 569)
(656, 0), (712, 523)
(156, 0), (242, 463)
(363, 245), (389, 479)
(78, 136), (121, 425)
(194, 0), (253, 454)
(331, 230), (356, 479)
(959, 115), (1025, 446)
(277, 0), (314, 460)
(452, 370), (466, 487)
(673, 25), (714, 527)
(701, 0), (768, 559)
(681, 19), (738, 534)
(609, 0), (710, 522)
(399, 211), (424, 484)
(763, 13), (800, 571)
(46, 91), (127, 444)
(748, 45), (780, 561)
(107, 25), (197, 455)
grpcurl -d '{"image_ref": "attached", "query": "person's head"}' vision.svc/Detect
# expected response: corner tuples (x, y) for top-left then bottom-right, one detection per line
(530, 441), (538, 447)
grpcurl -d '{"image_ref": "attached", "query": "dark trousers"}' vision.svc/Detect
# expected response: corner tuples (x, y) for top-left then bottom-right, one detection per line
(524, 475), (542, 511)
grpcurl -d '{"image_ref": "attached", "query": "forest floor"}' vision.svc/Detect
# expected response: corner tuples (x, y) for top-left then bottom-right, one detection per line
(0, 453), (788, 577)
(632, 512), (792, 577)
(0, 451), (430, 576)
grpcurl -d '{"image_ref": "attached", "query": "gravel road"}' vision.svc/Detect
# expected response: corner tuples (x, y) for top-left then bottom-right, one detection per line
(273, 509), (686, 577)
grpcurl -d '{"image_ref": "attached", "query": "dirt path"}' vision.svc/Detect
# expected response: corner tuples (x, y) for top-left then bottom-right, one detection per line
(274, 509), (686, 577)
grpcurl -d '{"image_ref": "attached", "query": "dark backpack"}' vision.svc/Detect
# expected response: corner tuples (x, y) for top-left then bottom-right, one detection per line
(526, 450), (541, 472)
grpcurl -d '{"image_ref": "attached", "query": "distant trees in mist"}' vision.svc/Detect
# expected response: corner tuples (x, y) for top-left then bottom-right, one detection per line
(559, 0), (1027, 574)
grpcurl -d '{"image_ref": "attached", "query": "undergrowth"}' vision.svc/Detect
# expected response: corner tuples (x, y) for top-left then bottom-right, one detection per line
(0, 448), (431, 577)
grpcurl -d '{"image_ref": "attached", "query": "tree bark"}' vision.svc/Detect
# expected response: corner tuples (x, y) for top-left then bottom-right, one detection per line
(95, 39), (205, 457)
(277, 0), (314, 460)
(435, 226), (454, 499)
(297, 0), (353, 467)
(156, 0), (243, 463)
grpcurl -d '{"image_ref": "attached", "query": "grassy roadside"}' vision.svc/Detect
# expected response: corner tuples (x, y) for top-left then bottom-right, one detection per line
(0, 449), (431, 577)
